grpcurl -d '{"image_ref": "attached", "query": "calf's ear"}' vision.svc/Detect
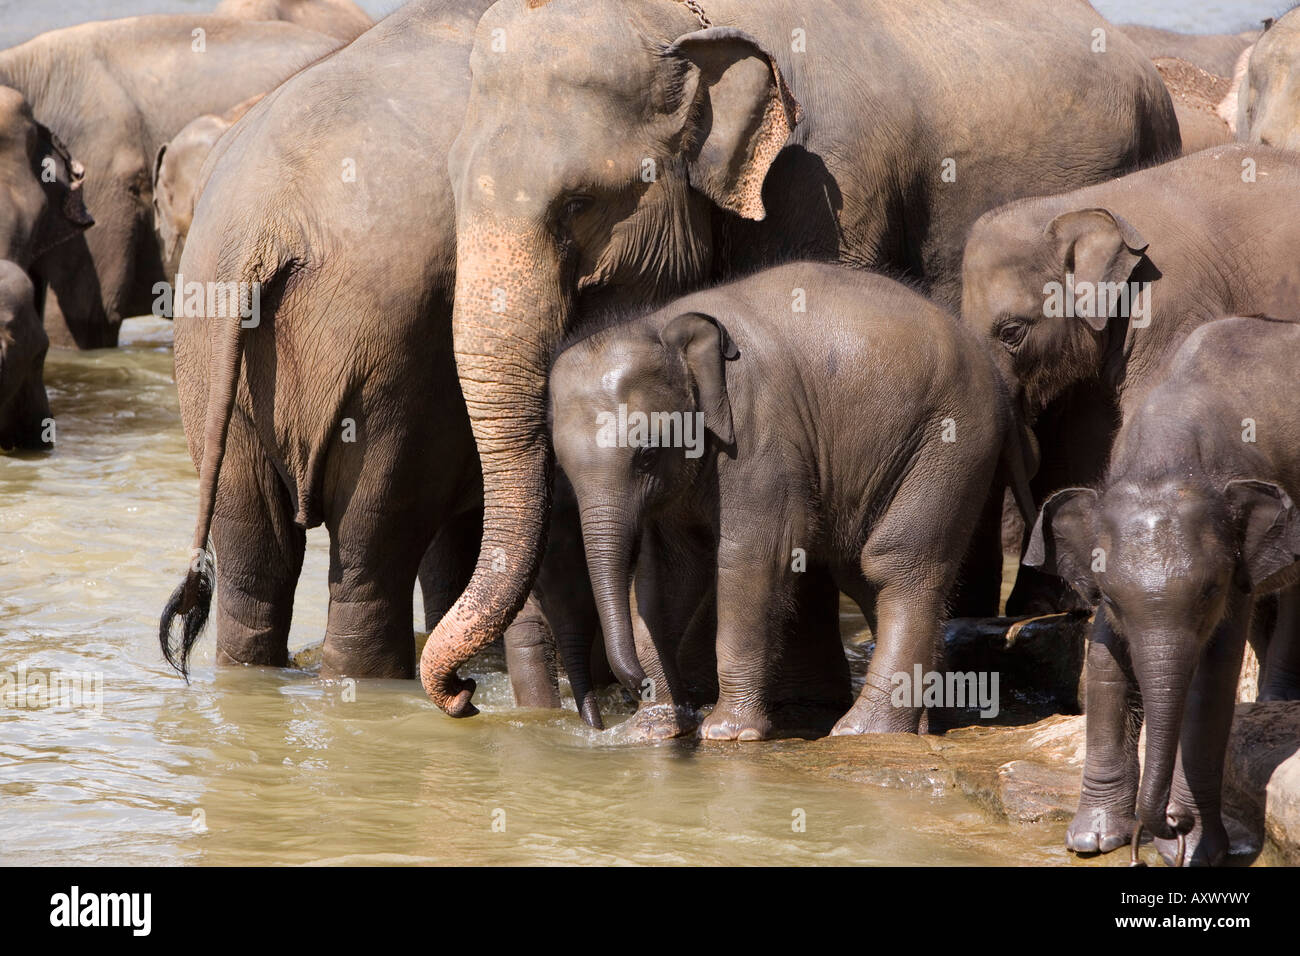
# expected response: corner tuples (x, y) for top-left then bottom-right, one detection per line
(1045, 208), (1148, 332)
(1024, 487), (1101, 603)
(660, 311), (738, 446)
(1225, 478), (1300, 590)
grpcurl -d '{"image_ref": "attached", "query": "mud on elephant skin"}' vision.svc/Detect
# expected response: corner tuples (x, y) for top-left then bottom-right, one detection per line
(961, 144), (1300, 615)
(0, 15), (342, 348)
(423, 0), (1180, 717)
(549, 262), (1035, 741)
(1028, 316), (1300, 866)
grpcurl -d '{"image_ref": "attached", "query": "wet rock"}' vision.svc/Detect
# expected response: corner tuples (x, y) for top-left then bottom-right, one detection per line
(1223, 702), (1300, 863)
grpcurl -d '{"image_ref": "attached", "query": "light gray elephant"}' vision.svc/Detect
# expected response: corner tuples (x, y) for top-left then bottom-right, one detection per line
(1238, 9), (1300, 149)
(0, 16), (341, 347)
(151, 95), (264, 277)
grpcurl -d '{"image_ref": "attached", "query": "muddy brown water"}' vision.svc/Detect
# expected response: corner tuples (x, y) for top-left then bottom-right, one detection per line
(0, 0), (1261, 867)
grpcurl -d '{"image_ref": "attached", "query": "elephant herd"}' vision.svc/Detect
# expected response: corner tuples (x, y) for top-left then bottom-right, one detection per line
(4, 0), (1300, 867)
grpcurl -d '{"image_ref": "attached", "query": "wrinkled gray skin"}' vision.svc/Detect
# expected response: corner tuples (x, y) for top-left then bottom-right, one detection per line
(424, 0), (1180, 717)
(1238, 9), (1300, 149)
(0, 261), (48, 451)
(1028, 316), (1300, 866)
(551, 262), (1031, 740)
(0, 86), (92, 447)
(961, 145), (1300, 614)
(152, 95), (263, 277)
(214, 0), (373, 41)
(0, 16), (341, 348)
(1120, 23), (1259, 77)
(160, 0), (606, 724)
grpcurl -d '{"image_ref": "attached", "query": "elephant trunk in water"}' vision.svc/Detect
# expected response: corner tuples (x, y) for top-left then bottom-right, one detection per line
(1131, 634), (1198, 840)
(575, 500), (644, 694)
(419, 221), (568, 716)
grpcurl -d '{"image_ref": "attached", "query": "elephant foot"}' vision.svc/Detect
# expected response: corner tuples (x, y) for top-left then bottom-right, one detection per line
(1154, 815), (1227, 867)
(699, 701), (772, 741)
(1065, 803), (1136, 855)
(830, 700), (919, 735)
(605, 703), (697, 744)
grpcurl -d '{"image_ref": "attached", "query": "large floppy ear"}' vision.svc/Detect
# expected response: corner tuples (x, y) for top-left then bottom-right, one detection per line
(1225, 479), (1300, 591)
(1045, 208), (1148, 332)
(663, 27), (802, 221)
(1024, 487), (1101, 603)
(660, 311), (738, 446)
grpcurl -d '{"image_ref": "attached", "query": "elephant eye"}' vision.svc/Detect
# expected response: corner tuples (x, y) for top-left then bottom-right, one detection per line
(559, 195), (592, 225)
(632, 445), (659, 475)
(995, 317), (1028, 349)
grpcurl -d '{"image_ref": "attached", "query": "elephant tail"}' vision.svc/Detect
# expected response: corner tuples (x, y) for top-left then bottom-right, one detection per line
(160, 240), (295, 679)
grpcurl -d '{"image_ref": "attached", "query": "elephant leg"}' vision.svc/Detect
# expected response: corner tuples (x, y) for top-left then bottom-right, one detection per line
(676, 587), (718, 706)
(1067, 615), (1142, 855)
(321, 492), (432, 680)
(613, 524), (708, 741)
(209, 416), (304, 667)
(503, 592), (561, 709)
(699, 537), (791, 742)
(418, 506), (482, 632)
(1156, 601), (1250, 867)
(1259, 584), (1300, 701)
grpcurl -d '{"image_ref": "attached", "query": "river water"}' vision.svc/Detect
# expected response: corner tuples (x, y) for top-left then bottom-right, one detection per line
(0, 1), (1273, 866)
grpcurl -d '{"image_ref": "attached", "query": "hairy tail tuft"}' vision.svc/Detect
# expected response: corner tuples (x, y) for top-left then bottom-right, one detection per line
(159, 559), (215, 681)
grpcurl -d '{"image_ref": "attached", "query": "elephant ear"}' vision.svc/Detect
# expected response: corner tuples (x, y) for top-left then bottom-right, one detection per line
(1024, 487), (1101, 604)
(664, 27), (802, 221)
(1045, 208), (1148, 332)
(660, 311), (738, 446)
(1225, 479), (1300, 591)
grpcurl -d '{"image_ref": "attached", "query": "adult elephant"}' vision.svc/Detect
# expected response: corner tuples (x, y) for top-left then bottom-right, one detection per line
(160, 0), (607, 724)
(1237, 9), (1300, 150)
(0, 16), (341, 348)
(419, 0), (1181, 716)
(214, 0), (374, 41)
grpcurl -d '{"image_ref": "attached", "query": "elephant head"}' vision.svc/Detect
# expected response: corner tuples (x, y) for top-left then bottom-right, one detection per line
(549, 311), (737, 689)
(0, 86), (94, 265)
(422, 0), (799, 715)
(0, 260), (51, 451)
(1026, 477), (1300, 847)
(960, 205), (1149, 417)
(1237, 12), (1300, 149)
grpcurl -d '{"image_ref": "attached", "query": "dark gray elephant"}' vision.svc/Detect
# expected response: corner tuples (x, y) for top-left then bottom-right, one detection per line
(1028, 316), (1300, 866)
(213, 0), (373, 41)
(420, 0), (1181, 717)
(0, 16), (341, 347)
(152, 95), (264, 277)
(0, 260), (47, 450)
(0, 86), (93, 447)
(158, 0), (607, 724)
(960, 144), (1300, 614)
(1119, 23), (1258, 77)
(1237, 9), (1300, 149)
(549, 262), (1033, 739)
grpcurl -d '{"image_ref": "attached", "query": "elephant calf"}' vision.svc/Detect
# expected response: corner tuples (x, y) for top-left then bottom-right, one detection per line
(549, 262), (1032, 741)
(1028, 316), (1300, 866)
(0, 260), (49, 450)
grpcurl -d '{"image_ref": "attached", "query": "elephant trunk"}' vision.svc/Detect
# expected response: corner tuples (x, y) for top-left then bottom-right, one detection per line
(579, 500), (645, 694)
(1132, 636), (1198, 840)
(418, 220), (567, 716)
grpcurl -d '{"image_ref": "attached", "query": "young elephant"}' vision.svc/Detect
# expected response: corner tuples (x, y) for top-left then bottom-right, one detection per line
(1027, 316), (1300, 866)
(961, 144), (1300, 613)
(0, 260), (50, 451)
(152, 95), (263, 276)
(550, 262), (1031, 740)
